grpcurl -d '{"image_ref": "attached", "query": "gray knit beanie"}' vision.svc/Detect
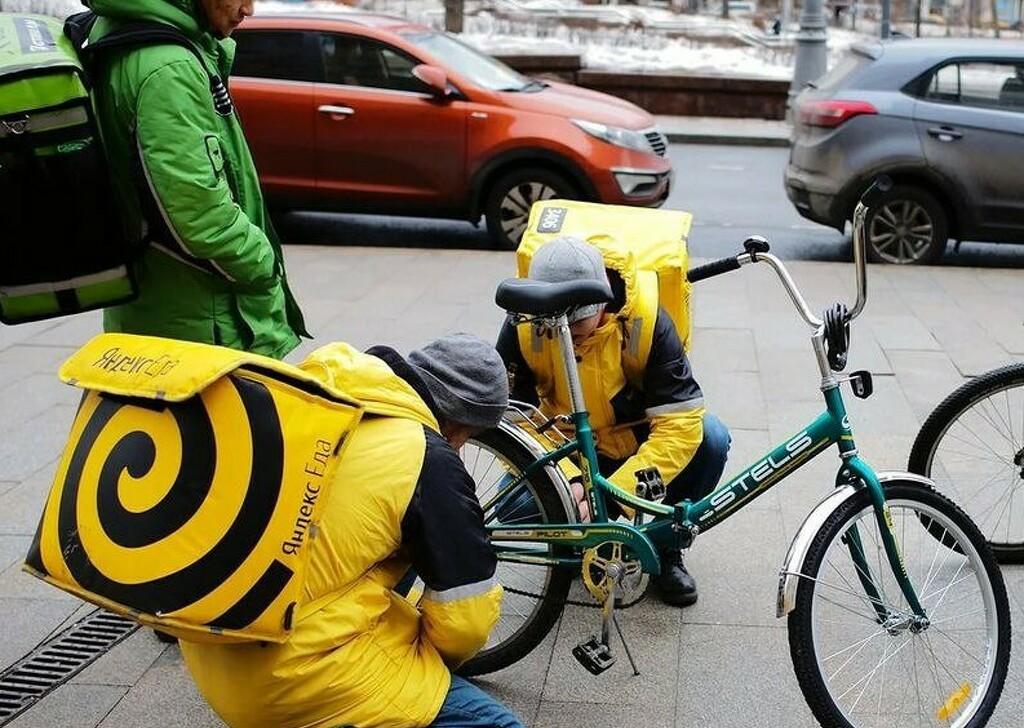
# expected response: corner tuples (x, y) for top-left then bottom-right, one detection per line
(528, 236), (608, 323)
(407, 333), (509, 429)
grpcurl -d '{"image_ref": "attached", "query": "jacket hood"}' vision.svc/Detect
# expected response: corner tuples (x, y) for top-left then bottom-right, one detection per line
(571, 235), (642, 355)
(297, 342), (440, 432)
(88, 0), (205, 38)
(589, 234), (640, 318)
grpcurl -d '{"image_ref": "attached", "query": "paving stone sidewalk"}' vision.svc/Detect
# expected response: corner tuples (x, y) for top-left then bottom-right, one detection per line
(1, 246), (1022, 727)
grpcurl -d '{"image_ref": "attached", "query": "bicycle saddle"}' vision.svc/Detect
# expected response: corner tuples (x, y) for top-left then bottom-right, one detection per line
(495, 277), (613, 317)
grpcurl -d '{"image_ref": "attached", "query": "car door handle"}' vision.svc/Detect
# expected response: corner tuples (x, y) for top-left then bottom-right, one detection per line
(927, 126), (962, 141)
(318, 105), (355, 117)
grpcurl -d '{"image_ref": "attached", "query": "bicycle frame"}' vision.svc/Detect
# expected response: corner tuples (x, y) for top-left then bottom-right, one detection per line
(488, 199), (927, 619)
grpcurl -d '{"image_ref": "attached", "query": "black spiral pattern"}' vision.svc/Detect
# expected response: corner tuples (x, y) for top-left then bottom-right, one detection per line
(42, 375), (291, 626)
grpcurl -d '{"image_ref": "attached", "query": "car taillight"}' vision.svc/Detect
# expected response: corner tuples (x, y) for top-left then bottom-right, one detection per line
(799, 100), (878, 128)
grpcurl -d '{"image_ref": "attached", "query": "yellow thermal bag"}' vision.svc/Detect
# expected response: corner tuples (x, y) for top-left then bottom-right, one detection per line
(23, 333), (363, 644)
(516, 199), (694, 359)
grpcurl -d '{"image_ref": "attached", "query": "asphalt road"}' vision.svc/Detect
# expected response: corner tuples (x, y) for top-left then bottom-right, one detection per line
(274, 143), (1024, 268)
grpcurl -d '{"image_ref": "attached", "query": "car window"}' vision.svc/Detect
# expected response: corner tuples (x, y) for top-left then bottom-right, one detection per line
(924, 61), (1024, 112)
(400, 30), (528, 92)
(814, 52), (870, 92)
(232, 30), (321, 82)
(319, 33), (427, 93)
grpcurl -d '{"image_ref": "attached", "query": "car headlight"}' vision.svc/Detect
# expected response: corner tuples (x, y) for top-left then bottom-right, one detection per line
(572, 119), (652, 154)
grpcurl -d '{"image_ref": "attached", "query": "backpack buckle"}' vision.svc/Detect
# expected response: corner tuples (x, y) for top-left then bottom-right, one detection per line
(1, 115), (30, 135)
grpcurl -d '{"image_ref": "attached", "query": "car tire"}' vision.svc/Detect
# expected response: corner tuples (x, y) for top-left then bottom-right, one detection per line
(863, 185), (948, 265)
(484, 167), (581, 251)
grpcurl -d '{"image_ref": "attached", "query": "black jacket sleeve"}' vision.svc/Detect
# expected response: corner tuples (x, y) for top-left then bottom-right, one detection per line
(496, 315), (539, 405)
(399, 427), (502, 666)
(642, 309), (704, 412)
(400, 428), (495, 591)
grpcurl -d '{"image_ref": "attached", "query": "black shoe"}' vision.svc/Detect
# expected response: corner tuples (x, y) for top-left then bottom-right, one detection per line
(655, 549), (698, 607)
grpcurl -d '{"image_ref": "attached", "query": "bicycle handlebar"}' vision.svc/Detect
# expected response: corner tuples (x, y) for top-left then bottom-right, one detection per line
(686, 256), (741, 283)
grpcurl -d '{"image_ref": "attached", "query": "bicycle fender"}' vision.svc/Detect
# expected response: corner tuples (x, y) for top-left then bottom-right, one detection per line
(775, 471), (936, 617)
(496, 418), (581, 522)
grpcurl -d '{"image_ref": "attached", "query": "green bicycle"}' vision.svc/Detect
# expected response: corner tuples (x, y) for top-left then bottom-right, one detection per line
(458, 180), (1011, 728)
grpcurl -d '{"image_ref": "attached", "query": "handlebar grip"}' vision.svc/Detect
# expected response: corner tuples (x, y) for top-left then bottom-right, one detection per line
(687, 257), (741, 283)
(858, 175), (893, 209)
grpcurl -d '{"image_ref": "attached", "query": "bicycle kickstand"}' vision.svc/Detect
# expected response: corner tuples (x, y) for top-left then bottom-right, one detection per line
(572, 563), (641, 676)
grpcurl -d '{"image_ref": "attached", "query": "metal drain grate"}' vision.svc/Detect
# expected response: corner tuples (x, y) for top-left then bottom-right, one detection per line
(0, 609), (138, 725)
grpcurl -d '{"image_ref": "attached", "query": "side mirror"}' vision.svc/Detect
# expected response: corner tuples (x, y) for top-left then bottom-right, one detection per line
(412, 64), (449, 99)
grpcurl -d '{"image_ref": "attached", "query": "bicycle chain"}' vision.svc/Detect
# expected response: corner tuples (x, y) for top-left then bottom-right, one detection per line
(502, 582), (649, 609)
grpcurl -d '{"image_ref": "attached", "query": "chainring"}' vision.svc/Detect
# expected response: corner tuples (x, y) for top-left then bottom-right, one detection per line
(581, 541), (647, 604)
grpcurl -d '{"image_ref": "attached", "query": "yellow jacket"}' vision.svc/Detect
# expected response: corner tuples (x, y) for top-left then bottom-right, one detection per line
(180, 342), (502, 728)
(497, 244), (705, 495)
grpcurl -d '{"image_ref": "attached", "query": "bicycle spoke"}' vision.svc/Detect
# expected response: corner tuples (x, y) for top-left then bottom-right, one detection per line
(799, 488), (1006, 728)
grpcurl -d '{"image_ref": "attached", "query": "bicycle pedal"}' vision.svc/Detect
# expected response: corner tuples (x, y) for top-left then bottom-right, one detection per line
(572, 636), (616, 675)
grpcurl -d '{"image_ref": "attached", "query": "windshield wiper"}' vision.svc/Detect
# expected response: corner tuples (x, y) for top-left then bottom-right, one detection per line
(521, 79), (549, 92)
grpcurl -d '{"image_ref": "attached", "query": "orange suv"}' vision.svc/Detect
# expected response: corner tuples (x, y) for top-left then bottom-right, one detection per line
(230, 12), (673, 249)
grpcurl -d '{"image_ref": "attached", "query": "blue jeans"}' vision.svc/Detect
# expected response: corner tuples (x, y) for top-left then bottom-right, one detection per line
(599, 411), (732, 507)
(428, 675), (525, 728)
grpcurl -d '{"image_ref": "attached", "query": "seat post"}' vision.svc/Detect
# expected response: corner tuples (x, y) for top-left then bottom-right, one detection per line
(553, 314), (587, 416)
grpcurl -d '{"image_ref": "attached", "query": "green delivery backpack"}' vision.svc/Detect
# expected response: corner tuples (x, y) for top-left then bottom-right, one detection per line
(0, 12), (231, 325)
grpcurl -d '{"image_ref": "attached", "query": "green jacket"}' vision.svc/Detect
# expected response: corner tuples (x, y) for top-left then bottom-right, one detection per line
(89, 0), (307, 359)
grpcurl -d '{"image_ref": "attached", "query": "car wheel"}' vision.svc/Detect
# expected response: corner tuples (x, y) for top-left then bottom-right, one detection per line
(485, 168), (580, 251)
(863, 185), (948, 265)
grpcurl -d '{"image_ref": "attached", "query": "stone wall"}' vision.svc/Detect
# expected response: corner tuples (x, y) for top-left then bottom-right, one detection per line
(495, 53), (790, 120)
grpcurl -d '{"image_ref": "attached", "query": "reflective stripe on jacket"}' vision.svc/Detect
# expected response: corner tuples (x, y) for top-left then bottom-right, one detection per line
(180, 342), (501, 728)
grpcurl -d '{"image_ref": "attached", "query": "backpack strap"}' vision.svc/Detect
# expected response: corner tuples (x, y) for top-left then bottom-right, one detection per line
(64, 11), (233, 116)
(620, 269), (659, 390)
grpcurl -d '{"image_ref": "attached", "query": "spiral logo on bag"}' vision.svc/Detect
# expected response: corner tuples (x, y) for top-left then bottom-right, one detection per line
(42, 375), (292, 630)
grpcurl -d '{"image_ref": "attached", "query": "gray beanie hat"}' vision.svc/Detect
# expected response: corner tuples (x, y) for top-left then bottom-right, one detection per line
(528, 236), (608, 323)
(407, 333), (509, 429)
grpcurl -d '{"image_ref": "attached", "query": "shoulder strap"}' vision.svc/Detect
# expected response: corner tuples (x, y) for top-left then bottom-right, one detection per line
(64, 11), (233, 116)
(621, 270), (659, 390)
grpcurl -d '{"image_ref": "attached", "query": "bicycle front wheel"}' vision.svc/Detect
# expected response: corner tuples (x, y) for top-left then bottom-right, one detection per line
(457, 426), (573, 677)
(788, 482), (1010, 728)
(908, 363), (1024, 562)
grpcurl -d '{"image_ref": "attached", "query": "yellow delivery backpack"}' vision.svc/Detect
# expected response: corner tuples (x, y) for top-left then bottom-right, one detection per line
(516, 199), (694, 383)
(23, 334), (364, 644)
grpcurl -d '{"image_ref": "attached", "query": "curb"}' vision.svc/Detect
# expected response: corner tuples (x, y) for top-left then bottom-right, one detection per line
(663, 132), (791, 148)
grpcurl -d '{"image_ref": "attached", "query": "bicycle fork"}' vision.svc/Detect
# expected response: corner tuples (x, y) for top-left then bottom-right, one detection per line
(842, 460), (929, 630)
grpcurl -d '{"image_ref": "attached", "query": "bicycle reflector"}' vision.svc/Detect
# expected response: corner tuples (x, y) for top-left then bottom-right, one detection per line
(936, 683), (971, 722)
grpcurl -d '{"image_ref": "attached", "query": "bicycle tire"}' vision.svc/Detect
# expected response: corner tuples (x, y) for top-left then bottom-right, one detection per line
(457, 426), (573, 676)
(788, 481), (1010, 728)
(908, 363), (1024, 562)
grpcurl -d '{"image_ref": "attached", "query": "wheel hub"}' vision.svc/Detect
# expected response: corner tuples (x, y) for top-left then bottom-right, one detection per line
(881, 611), (930, 635)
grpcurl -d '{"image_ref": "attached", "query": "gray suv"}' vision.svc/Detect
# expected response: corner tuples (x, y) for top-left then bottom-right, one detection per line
(785, 39), (1024, 264)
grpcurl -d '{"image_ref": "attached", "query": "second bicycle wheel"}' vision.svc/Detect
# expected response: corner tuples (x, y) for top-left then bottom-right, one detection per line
(456, 426), (573, 677)
(909, 363), (1024, 562)
(789, 481), (1010, 728)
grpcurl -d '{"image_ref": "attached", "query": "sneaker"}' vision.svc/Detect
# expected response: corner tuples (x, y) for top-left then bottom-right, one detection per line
(655, 549), (698, 607)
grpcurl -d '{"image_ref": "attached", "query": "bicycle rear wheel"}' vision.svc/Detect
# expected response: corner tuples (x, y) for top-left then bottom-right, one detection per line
(788, 481), (1010, 728)
(908, 363), (1024, 562)
(457, 426), (573, 677)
